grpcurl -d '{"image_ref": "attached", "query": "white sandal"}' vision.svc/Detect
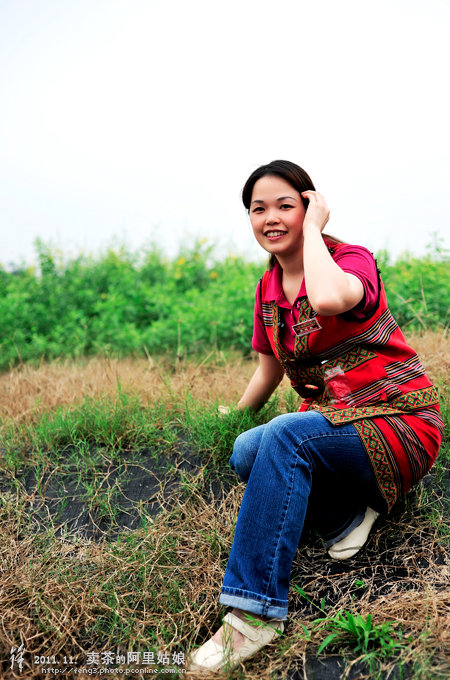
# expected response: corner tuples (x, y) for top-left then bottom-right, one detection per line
(328, 506), (379, 560)
(188, 611), (284, 673)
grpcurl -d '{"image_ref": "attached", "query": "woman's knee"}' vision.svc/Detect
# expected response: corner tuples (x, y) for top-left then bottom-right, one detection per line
(260, 412), (308, 452)
(229, 427), (262, 482)
(255, 412), (325, 469)
(229, 414), (317, 480)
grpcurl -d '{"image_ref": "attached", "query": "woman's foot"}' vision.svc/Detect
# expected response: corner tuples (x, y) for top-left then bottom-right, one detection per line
(188, 608), (284, 672)
(210, 608), (262, 651)
(328, 506), (379, 560)
(211, 609), (255, 652)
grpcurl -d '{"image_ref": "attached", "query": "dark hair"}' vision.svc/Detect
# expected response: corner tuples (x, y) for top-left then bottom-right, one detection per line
(242, 159), (315, 211)
(242, 159), (342, 268)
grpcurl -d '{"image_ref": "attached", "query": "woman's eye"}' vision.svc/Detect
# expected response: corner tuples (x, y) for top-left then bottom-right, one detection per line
(280, 204), (293, 210)
(252, 207), (264, 213)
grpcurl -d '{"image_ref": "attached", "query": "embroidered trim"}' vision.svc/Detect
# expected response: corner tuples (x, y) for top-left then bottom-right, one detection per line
(324, 347), (377, 373)
(309, 386), (440, 425)
(352, 420), (400, 510)
(391, 385), (440, 411)
(293, 299), (312, 356)
(269, 303), (321, 391)
(262, 303), (273, 327)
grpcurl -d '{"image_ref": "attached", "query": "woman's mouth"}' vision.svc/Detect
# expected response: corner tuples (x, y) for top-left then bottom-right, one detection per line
(264, 230), (287, 240)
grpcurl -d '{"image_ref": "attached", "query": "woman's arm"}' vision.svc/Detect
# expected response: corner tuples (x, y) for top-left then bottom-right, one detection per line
(237, 353), (285, 411)
(301, 191), (365, 316)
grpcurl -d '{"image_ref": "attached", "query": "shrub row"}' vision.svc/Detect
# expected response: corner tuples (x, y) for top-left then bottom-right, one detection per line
(0, 239), (448, 371)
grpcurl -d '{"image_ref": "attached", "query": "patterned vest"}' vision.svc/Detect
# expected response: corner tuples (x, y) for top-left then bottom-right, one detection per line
(260, 244), (443, 510)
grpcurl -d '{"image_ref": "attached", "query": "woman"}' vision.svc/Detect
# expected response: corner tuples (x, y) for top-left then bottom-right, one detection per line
(189, 160), (443, 673)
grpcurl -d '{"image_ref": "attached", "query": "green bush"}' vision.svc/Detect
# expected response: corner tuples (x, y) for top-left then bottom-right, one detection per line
(377, 240), (449, 329)
(0, 239), (448, 371)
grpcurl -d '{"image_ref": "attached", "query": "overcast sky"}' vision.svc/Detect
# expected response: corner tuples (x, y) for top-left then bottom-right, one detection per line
(1, 0), (449, 269)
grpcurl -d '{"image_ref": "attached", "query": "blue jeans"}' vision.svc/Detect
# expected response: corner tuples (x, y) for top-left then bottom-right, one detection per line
(219, 411), (386, 620)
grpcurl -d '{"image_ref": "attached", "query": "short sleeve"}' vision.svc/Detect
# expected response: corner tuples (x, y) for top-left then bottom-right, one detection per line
(333, 245), (379, 318)
(252, 280), (274, 355)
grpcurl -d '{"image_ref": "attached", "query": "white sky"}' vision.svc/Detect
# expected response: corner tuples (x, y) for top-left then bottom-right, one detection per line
(1, 0), (449, 268)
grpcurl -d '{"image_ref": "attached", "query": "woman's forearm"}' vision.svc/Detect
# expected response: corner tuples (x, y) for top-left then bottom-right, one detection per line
(238, 356), (284, 411)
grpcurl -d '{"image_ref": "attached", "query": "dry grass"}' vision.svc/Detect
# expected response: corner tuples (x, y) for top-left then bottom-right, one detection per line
(0, 352), (259, 424)
(0, 331), (447, 425)
(1, 477), (448, 679)
(0, 331), (448, 679)
(0, 483), (247, 678)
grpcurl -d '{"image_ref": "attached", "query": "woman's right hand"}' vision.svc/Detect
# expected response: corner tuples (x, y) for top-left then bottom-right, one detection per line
(301, 190), (330, 233)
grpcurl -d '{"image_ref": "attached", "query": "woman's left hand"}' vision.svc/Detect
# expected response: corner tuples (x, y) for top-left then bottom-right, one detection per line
(301, 191), (330, 232)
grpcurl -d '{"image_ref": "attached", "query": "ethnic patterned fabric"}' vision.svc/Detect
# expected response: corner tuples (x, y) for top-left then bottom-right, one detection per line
(350, 408), (442, 510)
(259, 246), (444, 511)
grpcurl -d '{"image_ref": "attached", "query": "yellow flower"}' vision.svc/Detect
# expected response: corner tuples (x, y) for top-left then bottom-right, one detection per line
(209, 271), (218, 279)
(177, 256), (186, 266)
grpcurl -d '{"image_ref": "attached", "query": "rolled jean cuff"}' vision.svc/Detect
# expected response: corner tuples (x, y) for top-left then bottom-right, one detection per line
(219, 587), (288, 620)
(323, 507), (366, 550)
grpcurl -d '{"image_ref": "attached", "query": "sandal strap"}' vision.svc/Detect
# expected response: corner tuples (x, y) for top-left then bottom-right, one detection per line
(223, 612), (282, 642)
(223, 613), (261, 642)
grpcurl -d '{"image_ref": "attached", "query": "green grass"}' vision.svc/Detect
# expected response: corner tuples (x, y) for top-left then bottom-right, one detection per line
(294, 584), (407, 661)
(2, 392), (169, 467)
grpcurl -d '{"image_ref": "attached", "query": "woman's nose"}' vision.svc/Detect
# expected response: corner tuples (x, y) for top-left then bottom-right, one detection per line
(265, 209), (280, 224)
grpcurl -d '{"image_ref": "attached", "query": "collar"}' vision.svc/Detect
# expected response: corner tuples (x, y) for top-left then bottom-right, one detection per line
(263, 261), (307, 309)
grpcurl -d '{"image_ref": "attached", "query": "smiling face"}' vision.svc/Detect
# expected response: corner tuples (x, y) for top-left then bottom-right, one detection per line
(249, 174), (306, 261)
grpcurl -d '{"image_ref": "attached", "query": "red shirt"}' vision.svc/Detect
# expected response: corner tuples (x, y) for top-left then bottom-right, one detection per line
(252, 244), (379, 355)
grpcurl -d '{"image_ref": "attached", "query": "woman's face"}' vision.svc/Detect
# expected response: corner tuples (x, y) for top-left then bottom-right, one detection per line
(249, 175), (306, 260)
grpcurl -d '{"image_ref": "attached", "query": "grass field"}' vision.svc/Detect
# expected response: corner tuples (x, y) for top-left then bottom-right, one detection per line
(0, 330), (448, 679)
